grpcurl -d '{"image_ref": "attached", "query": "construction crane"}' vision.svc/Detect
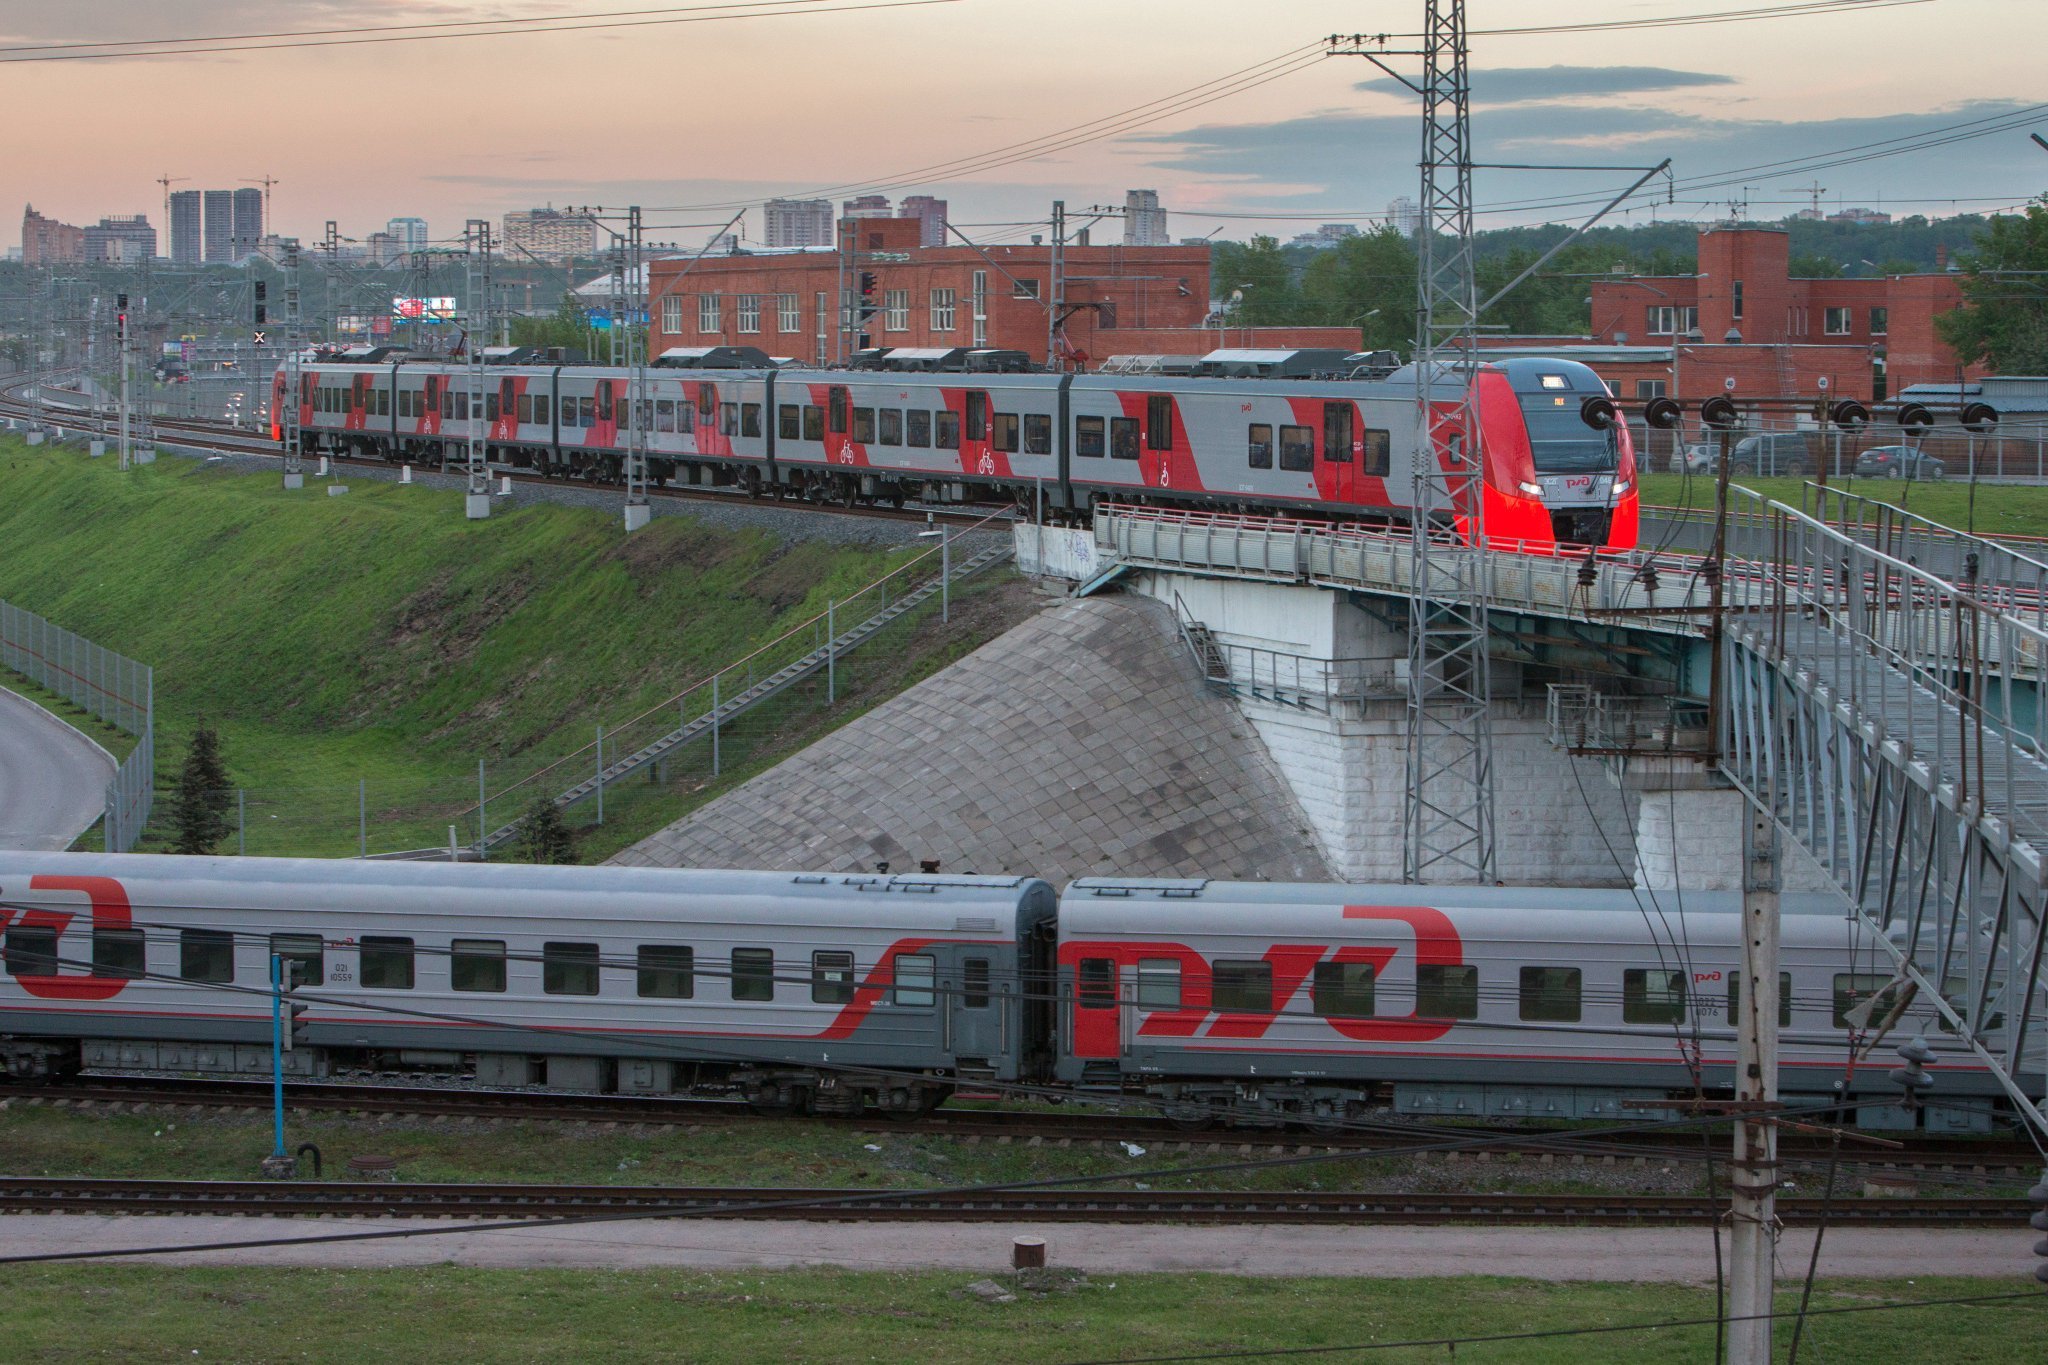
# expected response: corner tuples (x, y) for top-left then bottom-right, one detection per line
(1781, 178), (1827, 219)
(157, 174), (189, 249)
(241, 175), (280, 235)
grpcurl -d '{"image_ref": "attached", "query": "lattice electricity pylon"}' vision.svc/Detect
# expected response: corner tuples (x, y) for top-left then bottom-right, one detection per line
(281, 241), (304, 487)
(463, 219), (492, 500)
(611, 207), (650, 518)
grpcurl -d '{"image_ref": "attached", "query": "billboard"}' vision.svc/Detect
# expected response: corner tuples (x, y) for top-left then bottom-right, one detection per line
(392, 296), (458, 321)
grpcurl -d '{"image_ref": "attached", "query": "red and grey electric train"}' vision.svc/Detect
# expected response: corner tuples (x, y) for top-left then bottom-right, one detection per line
(271, 347), (1640, 553)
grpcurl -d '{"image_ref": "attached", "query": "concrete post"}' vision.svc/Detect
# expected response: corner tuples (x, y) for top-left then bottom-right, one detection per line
(237, 789), (246, 857)
(711, 675), (721, 778)
(942, 529), (951, 624)
(358, 778), (367, 858)
(827, 599), (836, 705)
(1727, 797), (1782, 1363)
(595, 725), (605, 824)
(476, 759), (487, 861)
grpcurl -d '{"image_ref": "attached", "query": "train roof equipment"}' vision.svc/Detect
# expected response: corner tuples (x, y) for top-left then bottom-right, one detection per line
(1097, 354), (1203, 376)
(1193, 348), (1354, 379)
(652, 345), (776, 369)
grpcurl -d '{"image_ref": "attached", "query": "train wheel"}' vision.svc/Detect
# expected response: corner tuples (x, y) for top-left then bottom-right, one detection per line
(1162, 1102), (1215, 1132)
(838, 480), (858, 509)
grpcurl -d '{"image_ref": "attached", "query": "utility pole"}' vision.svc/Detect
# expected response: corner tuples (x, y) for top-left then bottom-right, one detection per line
(615, 206), (651, 533)
(463, 219), (493, 520)
(117, 291), (132, 470)
(1728, 796), (1783, 1362)
(282, 240), (304, 489)
(1047, 200), (1066, 369)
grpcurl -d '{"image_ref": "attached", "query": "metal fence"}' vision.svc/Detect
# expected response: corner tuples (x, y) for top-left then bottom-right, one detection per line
(0, 598), (154, 851)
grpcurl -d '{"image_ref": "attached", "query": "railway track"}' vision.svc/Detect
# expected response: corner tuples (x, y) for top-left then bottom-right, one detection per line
(8, 1075), (2037, 1173)
(0, 1176), (2015, 1226)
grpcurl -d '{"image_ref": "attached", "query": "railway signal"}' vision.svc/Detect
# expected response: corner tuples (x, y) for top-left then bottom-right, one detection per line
(253, 281), (267, 327)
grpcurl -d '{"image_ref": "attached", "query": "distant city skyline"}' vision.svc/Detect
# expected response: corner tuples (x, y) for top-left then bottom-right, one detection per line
(2, 1), (2040, 254)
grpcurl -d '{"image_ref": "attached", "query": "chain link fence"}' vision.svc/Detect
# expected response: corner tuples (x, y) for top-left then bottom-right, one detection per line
(0, 598), (154, 850)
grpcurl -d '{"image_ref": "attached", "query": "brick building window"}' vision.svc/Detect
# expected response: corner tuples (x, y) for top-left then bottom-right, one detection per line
(884, 288), (909, 332)
(698, 294), (722, 333)
(737, 295), (761, 333)
(1635, 379), (1667, 400)
(778, 293), (800, 332)
(1824, 306), (1851, 336)
(1013, 277), (1040, 299)
(971, 271), (988, 346)
(1732, 280), (1744, 320)
(930, 287), (956, 332)
(661, 296), (681, 335)
(1646, 305), (1698, 336)
(1870, 306), (1888, 336)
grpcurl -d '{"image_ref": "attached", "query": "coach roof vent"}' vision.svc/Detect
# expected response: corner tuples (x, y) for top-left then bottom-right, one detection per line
(480, 345), (548, 365)
(652, 345), (775, 369)
(962, 348), (1034, 373)
(1194, 348), (1352, 379)
(335, 345), (403, 364)
(1099, 354), (1202, 375)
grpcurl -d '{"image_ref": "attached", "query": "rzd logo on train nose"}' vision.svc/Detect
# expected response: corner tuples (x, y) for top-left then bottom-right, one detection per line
(0, 876), (134, 1000)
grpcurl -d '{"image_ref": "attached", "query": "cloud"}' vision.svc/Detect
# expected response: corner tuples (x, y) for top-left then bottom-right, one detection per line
(1358, 65), (1738, 106)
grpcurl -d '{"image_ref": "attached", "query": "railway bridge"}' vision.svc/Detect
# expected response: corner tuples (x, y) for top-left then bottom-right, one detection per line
(1017, 489), (2048, 1129)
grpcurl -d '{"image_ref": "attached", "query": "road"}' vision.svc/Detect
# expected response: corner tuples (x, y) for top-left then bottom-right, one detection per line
(0, 685), (115, 850)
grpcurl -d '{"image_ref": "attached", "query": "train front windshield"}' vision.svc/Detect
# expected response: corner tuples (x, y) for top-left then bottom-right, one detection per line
(1518, 396), (1620, 474)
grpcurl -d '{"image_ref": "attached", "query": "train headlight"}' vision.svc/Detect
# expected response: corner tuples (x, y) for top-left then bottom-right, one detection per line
(1612, 478), (1632, 497)
(1517, 480), (1544, 498)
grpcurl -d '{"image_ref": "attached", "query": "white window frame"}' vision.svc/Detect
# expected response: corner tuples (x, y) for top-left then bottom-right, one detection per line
(698, 294), (722, 333)
(737, 294), (761, 334)
(884, 288), (910, 333)
(971, 270), (988, 346)
(778, 293), (801, 332)
(930, 287), (956, 332)
(1824, 306), (1852, 336)
(660, 295), (681, 335)
(1870, 306), (1889, 336)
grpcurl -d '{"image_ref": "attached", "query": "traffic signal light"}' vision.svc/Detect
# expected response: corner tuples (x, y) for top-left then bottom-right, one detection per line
(254, 281), (267, 327)
(116, 292), (128, 341)
(857, 271), (879, 324)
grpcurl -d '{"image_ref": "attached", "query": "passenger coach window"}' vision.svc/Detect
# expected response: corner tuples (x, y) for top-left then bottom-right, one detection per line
(359, 936), (414, 990)
(1622, 969), (1685, 1025)
(907, 410), (932, 447)
(1312, 961), (1375, 1018)
(677, 400), (695, 435)
(935, 411), (961, 449)
(733, 948), (775, 1002)
(1076, 415), (1106, 458)
(1417, 964), (1479, 1019)
(1833, 973), (1899, 1028)
(637, 945), (693, 999)
(180, 928), (235, 984)
(993, 413), (1019, 453)
(1024, 413), (1052, 455)
(812, 951), (855, 1004)
(1727, 971), (1792, 1027)
(92, 927), (146, 980)
(1213, 960), (1274, 1013)
(4, 926), (57, 976)
(1323, 402), (1353, 462)
(852, 408), (875, 443)
(802, 405), (823, 441)
(1110, 417), (1140, 460)
(964, 958), (991, 1009)
(270, 933), (325, 987)
(1279, 425), (1315, 472)
(1146, 395), (1174, 451)
(1519, 966), (1581, 1022)
(451, 940), (507, 993)
(1135, 959), (1181, 1009)
(1078, 958), (1116, 1009)
(1247, 423), (1273, 469)
(741, 403), (763, 438)
(544, 942), (600, 996)
(720, 403), (739, 437)
(1362, 429), (1391, 476)
(777, 404), (799, 439)
(578, 397), (595, 428)
(665, 401), (683, 434)
(879, 409), (903, 446)
(894, 954), (936, 1007)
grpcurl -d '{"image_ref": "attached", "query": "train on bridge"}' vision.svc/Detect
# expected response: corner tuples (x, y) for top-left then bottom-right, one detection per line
(2, 853), (2030, 1134)
(270, 347), (1641, 554)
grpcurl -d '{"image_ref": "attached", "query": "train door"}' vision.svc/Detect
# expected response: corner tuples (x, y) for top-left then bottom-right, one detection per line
(946, 952), (1001, 1063)
(1070, 954), (1122, 1059)
(1321, 400), (1356, 505)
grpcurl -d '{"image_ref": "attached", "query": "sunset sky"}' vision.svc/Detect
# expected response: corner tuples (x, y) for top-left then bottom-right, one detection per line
(4, 0), (2043, 252)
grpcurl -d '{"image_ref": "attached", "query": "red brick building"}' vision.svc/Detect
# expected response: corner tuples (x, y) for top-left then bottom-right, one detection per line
(646, 215), (1353, 368)
(21, 204), (85, 265)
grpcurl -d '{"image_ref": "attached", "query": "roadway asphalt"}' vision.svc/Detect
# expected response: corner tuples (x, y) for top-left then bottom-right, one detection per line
(0, 685), (115, 851)
(0, 1217), (2025, 1281)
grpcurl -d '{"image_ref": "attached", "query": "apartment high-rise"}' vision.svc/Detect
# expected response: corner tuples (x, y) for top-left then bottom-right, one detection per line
(386, 217), (429, 254)
(841, 194), (892, 220)
(169, 190), (202, 263)
(231, 187), (264, 259)
(1123, 189), (1169, 246)
(83, 214), (157, 264)
(202, 190), (235, 262)
(899, 195), (949, 248)
(1386, 196), (1420, 237)
(20, 205), (85, 264)
(502, 207), (595, 260)
(761, 198), (833, 248)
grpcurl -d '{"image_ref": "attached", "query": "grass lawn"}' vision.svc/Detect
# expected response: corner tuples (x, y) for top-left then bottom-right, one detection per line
(0, 437), (1034, 859)
(1639, 471), (2048, 541)
(0, 1266), (2036, 1362)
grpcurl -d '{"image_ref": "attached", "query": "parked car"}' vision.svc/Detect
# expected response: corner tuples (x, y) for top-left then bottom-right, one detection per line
(1679, 442), (1717, 473)
(1853, 444), (1946, 480)
(1725, 431), (1820, 477)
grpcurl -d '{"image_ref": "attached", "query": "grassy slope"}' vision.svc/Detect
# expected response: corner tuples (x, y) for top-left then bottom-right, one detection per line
(1640, 471), (2048, 541)
(0, 437), (1023, 857)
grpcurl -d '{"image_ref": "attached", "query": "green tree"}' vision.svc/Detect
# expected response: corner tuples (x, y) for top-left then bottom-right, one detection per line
(1789, 254), (1845, 278)
(1300, 227), (1418, 352)
(168, 725), (233, 856)
(1937, 195), (2048, 374)
(1209, 235), (1302, 325)
(514, 796), (577, 864)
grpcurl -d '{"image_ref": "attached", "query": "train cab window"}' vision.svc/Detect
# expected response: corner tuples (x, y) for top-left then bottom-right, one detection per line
(1135, 959), (1181, 1009)
(732, 948), (775, 1002)
(1622, 968), (1685, 1025)
(637, 945), (693, 999)
(179, 928), (235, 984)
(802, 405), (824, 441)
(812, 950), (855, 1004)
(1312, 961), (1376, 1018)
(1078, 958), (1115, 1009)
(1833, 973), (1900, 1028)
(741, 403), (762, 438)
(1110, 417), (1140, 461)
(578, 396), (596, 429)
(359, 936), (414, 990)
(879, 409), (903, 447)
(935, 411), (961, 449)
(451, 940), (507, 993)
(964, 958), (991, 1009)
(1146, 395), (1174, 451)
(828, 386), (849, 435)
(1519, 966), (1581, 1022)
(1076, 415), (1106, 458)
(1279, 425), (1315, 472)
(662, 400), (682, 434)
(92, 927), (146, 980)
(1323, 403), (1353, 463)
(270, 933), (324, 988)
(777, 404), (799, 440)
(894, 954), (936, 1007)
(1726, 971), (1792, 1028)
(4, 926), (58, 977)
(544, 942), (600, 996)
(1362, 428), (1391, 477)
(1416, 964), (1480, 1019)
(1212, 960), (1273, 1013)
(1247, 423), (1273, 469)
(720, 402), (739, 437)
(907, 410), (932, 448)
(851, 407), (875, 443)
(992, 412), (1019, 453)
(1024, 413), (1052, 455)
(964, 392), (988, 443)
